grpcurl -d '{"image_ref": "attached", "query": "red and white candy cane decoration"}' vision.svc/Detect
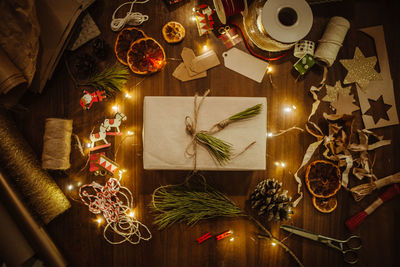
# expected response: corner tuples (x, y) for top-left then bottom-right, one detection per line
(79, 177), (152, 245)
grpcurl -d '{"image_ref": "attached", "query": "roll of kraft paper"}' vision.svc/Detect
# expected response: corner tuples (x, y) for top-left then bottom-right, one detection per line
(0, 46), (27, 94)
(0, 200), (35, 266)
(0, 108), (70, 224)
(0, 170), (67, 267)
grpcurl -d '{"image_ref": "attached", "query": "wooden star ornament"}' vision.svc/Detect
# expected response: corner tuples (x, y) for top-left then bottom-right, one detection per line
(331, 93), (360, 115)
(322, 80), (352, 103)
(340, 47), (381, 90)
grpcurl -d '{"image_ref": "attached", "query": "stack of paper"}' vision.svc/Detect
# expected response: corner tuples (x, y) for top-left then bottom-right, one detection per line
(31, 0), (95, 93)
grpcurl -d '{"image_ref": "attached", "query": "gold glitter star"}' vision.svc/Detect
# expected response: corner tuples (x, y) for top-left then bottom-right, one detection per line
(331, 93), (360, 115)
(340, 47), (381, 90)
(322, 81), (352, 103)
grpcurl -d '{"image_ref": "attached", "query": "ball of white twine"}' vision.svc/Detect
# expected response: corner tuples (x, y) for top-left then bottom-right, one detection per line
(314, 16), (350, 67)
(42, 118), (73, 170)
(111, 0), (150, 32)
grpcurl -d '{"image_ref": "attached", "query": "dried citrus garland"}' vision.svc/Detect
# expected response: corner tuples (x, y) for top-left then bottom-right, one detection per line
(127, 38), (166, 74)
(305, 160), (341, 213)
(162, 21), (185, 43)
(115, 27), (146, 65)
(114, 27), (166, 74)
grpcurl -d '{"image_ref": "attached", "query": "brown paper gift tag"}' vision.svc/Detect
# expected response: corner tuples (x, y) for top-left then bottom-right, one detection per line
(181, 47), (199, 77)
(189, 50), (220, 73)
(173, 63), (207, 82)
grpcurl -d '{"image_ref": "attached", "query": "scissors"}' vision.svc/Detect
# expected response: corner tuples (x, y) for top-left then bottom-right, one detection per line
(280, 225), (362, 264)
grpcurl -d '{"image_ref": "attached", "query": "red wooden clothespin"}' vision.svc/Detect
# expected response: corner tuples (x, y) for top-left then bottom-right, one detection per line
(197, 232), (212, 244)
(215, 230), (232, 241)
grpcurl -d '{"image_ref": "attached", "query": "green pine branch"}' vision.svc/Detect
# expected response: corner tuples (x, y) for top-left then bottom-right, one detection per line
(228, 104), (262, 122)
(151, 176), (243, 229)
(87, 64), (130, 95)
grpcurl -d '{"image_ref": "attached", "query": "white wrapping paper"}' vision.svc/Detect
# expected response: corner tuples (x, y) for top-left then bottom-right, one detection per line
(143, 96), (267, 170)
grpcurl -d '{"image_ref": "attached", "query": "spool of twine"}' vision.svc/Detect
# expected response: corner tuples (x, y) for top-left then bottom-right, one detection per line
(42, 118), (73, 170)
(314, 16), (350, 67)
(214, 0), (246, 24)
(0, 108), (70, 224)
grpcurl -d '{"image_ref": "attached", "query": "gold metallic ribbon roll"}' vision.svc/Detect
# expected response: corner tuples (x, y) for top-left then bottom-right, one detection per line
(0, 108), (70, 224)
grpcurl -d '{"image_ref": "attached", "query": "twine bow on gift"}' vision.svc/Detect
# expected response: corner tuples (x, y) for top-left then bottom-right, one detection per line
(184, 89), (262, 170)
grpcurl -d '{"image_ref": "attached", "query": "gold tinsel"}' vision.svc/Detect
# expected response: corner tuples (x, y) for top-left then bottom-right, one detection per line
(0, 108), (70, 224)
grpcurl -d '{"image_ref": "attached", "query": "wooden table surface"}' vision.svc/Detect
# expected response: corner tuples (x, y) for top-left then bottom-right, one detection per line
(15, 0), (399, 266)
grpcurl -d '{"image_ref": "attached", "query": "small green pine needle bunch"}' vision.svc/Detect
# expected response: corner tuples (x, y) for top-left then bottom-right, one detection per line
(250, 179), (294, 222)
(194, 104), (262, 165)
(228, 104), (262, 122)
(87, 64), (130, 95)
(196, 132), (232, 164)
(151, 174), (243, 229)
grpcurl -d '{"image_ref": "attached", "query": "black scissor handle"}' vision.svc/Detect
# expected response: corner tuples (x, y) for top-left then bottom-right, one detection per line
(344, 235), (362, 250)
(343, 249), (358, 264)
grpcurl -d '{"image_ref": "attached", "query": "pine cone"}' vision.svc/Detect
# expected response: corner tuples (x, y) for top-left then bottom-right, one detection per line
(250, 179), (294, 222)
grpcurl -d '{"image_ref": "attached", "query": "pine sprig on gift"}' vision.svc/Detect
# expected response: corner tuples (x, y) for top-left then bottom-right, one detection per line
(228, 104), (262, 122)
(196, 132), (232, 164)
(251, 179), (294, 222)
(87, 64), (130, 95)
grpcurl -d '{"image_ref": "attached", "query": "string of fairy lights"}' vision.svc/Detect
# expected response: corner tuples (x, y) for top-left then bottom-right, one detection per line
(62, 6), (304, 250)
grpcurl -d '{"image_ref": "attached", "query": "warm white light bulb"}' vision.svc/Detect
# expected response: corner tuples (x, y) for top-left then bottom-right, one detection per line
(267, 66), (273, 73)
(283, 107), (292, 113)
(281, 162), (286, 167)
(127, 131), (134, 136)
(274, 162), (280, 166)
(125, 93), (132, 99)
(203, 45), (208, 51)
(112, 105), (118, 111)
(97, 218), (103, 224)
(86, 143), (91, 148)
(67, 184), (73, 191)
(271, 242), (276, 246)
(191, 16), (196, 21)
(128, 211), (135, 218)
(230, 237), (234, 242)
(267, 132), (273, 137)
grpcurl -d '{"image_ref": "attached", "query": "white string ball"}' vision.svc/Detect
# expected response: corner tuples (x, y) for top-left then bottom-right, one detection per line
(315, 16), (350, 67)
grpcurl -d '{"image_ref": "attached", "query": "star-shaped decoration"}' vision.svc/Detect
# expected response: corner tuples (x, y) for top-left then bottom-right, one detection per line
(322, 81), (352, 103)
(364, 95), (392, 124)
(340, 47), (381, 90)
(331, 93), (360, 115)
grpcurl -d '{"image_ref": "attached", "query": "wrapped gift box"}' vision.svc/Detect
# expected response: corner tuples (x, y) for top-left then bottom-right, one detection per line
(143, 96), (267, 170)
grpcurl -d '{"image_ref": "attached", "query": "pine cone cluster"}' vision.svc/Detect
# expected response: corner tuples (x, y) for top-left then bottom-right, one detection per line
(250, 179), (294, 222)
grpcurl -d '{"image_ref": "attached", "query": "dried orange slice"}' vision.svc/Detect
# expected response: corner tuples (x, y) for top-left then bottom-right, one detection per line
(127, 37), (166, 75)
(162, 21), (185, 43)
(305, 160), (341, 198)
(114, 27), (146, 65)
(312, 196), (338, 213)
